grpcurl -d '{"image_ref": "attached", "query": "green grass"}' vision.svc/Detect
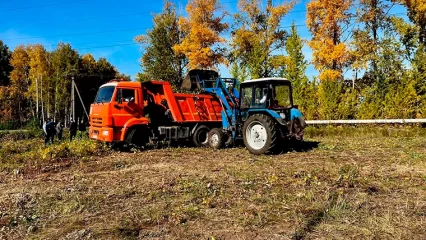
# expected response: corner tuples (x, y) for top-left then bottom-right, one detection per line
(0, 127), (425, 239)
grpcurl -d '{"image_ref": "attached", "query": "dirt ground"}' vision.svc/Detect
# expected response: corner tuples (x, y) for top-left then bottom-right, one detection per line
(0, 131), (425, 239)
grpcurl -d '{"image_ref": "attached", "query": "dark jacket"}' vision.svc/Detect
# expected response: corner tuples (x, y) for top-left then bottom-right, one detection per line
(70, 121), (77, 133)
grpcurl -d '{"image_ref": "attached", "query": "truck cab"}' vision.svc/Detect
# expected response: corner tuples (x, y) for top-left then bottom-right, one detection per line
(89, 80), (148, 143)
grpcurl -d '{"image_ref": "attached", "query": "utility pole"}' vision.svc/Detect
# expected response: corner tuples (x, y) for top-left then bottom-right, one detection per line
(71, 76), (75, 121)
(36, 76), (39, 118)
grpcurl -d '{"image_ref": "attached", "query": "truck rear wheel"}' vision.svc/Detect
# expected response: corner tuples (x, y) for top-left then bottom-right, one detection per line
(243, 114), (277, 155)
(208, 128), (224, 149)
(192, 125), (209, 147)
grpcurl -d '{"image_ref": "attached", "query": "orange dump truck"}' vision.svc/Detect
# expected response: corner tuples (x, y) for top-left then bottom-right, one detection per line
(89, 80), (225, 147)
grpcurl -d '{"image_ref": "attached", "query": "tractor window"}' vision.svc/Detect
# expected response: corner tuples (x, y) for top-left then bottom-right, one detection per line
(241, 87), (253, 108)
(115, 88), (135, 103)
(254, 86), (268, 107)
(274, 85), (292, 108)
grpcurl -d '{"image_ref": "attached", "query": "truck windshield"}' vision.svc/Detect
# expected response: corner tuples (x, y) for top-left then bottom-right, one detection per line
(94, 86), (115, 103)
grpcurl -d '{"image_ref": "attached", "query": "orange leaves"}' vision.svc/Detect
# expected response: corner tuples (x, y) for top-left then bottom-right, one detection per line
(307, 0), (352, 81)
(173, 0), (228, 70)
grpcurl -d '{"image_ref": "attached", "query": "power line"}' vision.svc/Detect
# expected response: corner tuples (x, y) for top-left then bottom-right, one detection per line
(0, 0), (87, 12)
(75, 43), (139, 50)
(1, 27), (150, 41)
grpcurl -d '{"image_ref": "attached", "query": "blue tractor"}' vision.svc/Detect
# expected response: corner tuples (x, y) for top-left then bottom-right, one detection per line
(182, 70), (302, 154)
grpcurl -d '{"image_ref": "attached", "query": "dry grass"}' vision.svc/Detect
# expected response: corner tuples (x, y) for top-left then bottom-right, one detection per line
(0, 127), (425, 239)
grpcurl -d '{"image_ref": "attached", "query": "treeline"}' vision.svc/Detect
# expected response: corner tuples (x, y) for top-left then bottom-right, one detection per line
(136, 0), (426, 120)
(0, 42), (129, 129)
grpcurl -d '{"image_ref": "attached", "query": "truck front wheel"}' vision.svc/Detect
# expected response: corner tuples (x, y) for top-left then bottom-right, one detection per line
(243, 114), (277, 155)
(125, 127), (149, 149)
(208, 128), (224, 149)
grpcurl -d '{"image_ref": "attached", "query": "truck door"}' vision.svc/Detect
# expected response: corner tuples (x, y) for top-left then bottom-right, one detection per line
(112, 88), (142, 127)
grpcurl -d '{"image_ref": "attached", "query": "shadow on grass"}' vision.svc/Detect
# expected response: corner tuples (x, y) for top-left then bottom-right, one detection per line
(273, 140), (320, 155)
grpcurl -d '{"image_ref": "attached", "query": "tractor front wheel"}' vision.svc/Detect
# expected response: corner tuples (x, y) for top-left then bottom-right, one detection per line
(208, 128), (224, 149)
(243, 114), (277, 155)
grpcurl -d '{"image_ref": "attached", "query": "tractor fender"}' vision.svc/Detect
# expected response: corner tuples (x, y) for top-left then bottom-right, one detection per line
(246, 109), (287, 126)
(120, 117), (150, 141)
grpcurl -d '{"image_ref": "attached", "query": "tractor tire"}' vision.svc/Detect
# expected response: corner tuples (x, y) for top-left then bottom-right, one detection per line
(243, 114), (277, 155)
(208, 128), (224, 149)
(125, 127), (149, 149)
(192, 125), (210, 147)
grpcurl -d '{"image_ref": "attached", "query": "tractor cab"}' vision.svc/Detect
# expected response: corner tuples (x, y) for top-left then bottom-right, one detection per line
(240, 78), (293, 122)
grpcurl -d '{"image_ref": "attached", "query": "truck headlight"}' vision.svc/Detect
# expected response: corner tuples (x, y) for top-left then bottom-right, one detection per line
(280, 113), (286, 119)
(102, 130), (109, 136)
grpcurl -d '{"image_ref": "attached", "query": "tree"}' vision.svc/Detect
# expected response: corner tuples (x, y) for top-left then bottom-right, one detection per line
(351, 0), (392, 83)
(27, 44), (51, 119)
(0, 40), (12, 86)
(307, 0), (352, 81)
(396, 0), (426, 45)
(282, 23), (308, 95)
(51, 43), (80, 121)
(173, 0), (228, 70)
(9, 45), (31, 125)
(279, 22), (317, 118)
(135, 1), (187, 85)
(307, 0), (352, 119)
(230, 0), (295, 78)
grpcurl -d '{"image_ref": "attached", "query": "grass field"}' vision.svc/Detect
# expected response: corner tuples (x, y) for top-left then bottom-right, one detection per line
(0, 127), (425, 239)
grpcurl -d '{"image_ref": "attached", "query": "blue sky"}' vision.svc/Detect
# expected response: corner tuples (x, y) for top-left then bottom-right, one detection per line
(0, 0), (407, 80)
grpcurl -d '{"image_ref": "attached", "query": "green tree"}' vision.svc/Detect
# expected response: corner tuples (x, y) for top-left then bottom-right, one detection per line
(351, 0), (392, 84)
(51, 43), (80, 121)
(0, 40), (12, 86)
(230, 0), (295, 78)
(135, 1), (187, 85)
(281, 22), (313, 115)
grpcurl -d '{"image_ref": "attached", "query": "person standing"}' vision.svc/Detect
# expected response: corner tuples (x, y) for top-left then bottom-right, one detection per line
(56, 121), (64, 142)
(43, 119), (49, 146)
(78, 119), (86, 138)
(44, 118), (55, 145)
(69, 118), (77, 142)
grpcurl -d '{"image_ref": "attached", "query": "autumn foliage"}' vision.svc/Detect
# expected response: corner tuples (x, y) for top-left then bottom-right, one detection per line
(173, 0), (228, 70)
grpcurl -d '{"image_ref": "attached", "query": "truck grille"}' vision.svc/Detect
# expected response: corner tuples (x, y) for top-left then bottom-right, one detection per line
(91, 117), (103, 125)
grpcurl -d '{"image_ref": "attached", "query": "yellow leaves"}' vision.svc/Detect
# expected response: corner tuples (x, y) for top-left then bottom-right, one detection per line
(9, 45), (30, 86)
(174, 0), (228, 69)
(319, 69), (341, 81)
(307, 0), (352, 81)
(267, 1), (295, 27)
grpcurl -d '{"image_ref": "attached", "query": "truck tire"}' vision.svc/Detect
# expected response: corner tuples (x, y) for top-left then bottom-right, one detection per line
(125, 127), (148, 149)
(192, 125), (210, 147)
(243, 114), (277, 155)
(208, 128), (224, 149)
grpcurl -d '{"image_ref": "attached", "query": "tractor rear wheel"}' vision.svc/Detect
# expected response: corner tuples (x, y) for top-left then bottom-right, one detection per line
(243, 114), (277, 155)
(192, 125), (210, 147)
(208, 128), (224, 149)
